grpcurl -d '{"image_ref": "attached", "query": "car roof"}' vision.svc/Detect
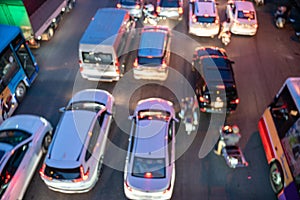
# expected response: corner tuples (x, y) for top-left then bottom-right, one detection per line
(235, 1), (255, 10)
(47, 111), (96, 163)
(134, 120), (168, 158)
(200, 56), (235, 86)
(138, 30), (167, 58)
(194, 0), (217, 16)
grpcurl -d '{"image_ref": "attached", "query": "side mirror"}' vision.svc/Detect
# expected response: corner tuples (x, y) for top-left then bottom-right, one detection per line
(59, 107), (66, 112)
(128, 115), (134, 120)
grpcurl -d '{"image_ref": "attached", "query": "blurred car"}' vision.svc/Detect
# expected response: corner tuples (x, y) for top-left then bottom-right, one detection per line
(39, 89), (114, 193)
(188, 0), (220, 37)
(226, 0), (258, 36)
(192, 47), (239, 113)
(0, 115), (53, 200)
(124, 98), (178, 200)
(156, 0), (183, 20)
(117, 0), (144, 19)
(133, 26), (171, 81)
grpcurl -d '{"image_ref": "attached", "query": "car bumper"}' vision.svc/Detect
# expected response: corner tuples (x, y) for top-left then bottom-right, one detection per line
(199, 103), (237, 113)
(133, 68), (168, 81)
(230, 26), (257, 36)
(80, 69), (120, 82)
(159, 11), (182, 20)
(189, 25), (220, 37)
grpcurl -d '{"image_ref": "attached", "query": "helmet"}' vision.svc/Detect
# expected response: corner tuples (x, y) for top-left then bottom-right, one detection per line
(145, 4), (154, 12)
(232, 125), (240, 134)
(222, 125), (233, 134)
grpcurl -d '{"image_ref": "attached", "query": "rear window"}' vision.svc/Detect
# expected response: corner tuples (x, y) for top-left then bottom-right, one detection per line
(138, 109), (171, 121)
(160, 0), (179, 7)
(237, 10), (255, 20)
(196, 16), (216, 23)
(137, 56), (163, 66)
(120, 0), (141, 6)
(82, 52), (113, 64)
(132, 157), (166, 178)
(44, 165), (81, 180)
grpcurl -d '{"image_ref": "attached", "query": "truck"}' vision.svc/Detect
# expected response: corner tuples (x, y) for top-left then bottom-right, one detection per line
(0, 0), (76, 48)
(79, 8), (135, 82)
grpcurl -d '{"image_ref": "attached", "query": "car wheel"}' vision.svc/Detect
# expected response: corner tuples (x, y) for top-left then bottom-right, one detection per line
(97, 155), (104, 177)
(42, 132), (52, 154)
(269, 161), (284, 194)
(15, 82), (26, 103)
(46, 27), (55, 40)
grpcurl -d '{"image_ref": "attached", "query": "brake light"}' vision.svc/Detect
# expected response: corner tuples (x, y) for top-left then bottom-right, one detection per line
(156, 6), (161, 13)
(117, 3), (121, 8)
(135, 4), (140, 9)
(144, 172), (153, 178)
(230, 98), (239, 104)
(216, 85), (225, 89)
(178, 7), (183, 14)
(253, 24), (258, 28)
(125, 180), (132, 191)
(80, 67), (83, 72)
(162, 60), (167, 67)
(192, 15), (197, 23)
(199, 96), (205, 102)
(133, 58), (138, 68)
(79, 60), (82, 64)
(39, 163), (52, 180)
(73, 165), (89, 182)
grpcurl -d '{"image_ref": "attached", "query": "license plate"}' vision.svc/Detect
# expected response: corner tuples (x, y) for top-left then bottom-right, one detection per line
(213, 101), (224, 108)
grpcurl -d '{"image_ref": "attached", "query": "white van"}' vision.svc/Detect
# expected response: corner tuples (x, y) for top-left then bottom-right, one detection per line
(79, 8), (135, 81)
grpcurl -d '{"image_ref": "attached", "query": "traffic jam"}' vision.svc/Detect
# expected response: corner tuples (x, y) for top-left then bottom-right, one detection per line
(0, 0), (300, 199)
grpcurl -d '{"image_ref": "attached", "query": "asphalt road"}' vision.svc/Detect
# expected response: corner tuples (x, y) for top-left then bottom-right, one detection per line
(16, 0), (300, 199)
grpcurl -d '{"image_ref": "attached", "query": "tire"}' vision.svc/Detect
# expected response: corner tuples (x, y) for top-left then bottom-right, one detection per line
(15, 82), (26, 103)
(42, 132), (52, 154)
(46, 27), (55, 40)
(269, 161), (284, 194)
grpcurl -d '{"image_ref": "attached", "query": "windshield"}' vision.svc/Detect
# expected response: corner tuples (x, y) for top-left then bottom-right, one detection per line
(237, 10), (255, 20)
(82, 52), (113, 64)
(138, 109), (171, 121)
(132, 157), (166, 178)
(0, 130), (30, 147)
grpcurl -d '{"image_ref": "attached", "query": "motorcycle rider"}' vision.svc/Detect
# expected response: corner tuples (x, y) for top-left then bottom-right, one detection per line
(275, 5), (288, 28)
(143, 1), (158, 24)
(214, 124), (241, 156)
(179, 97), (198, 126)
(218, 19), (232, 45)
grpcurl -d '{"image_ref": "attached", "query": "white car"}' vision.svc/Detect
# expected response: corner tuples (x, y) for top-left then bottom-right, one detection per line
(124, 98), (178, 200)
(117, 0), (143, 19)
(0, 115), (53, 200)
(156, 0), (183, 21)
(133, 26), (171, 81)
(226, 0), (258, 36)
(188, 0), (220, 37)
(39, 89), (114, 193)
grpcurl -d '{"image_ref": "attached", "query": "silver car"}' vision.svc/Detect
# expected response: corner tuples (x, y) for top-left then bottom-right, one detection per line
(124, 98), (178, 200)
(39, 89), (114, 193)
(157, 0), (183, 20)
(117, 0), (143, 19)
(0, 115), (53, 200)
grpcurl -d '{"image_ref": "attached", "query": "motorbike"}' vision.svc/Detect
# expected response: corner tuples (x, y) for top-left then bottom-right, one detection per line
(179, 97), (198, 135)
(215, 124), (248, 168)
(142, 4), (160, 26)
(221, 31), (231, 46)
(254, 0), (264, 6)
(274, 6), (288, 28)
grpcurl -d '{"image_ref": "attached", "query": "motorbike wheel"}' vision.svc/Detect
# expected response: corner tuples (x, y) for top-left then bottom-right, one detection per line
(276, 17), (285, 28)
(269, 161), (284, 194)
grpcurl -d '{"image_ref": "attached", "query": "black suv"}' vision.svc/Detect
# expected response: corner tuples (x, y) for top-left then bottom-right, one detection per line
(192, 47), (239, 113)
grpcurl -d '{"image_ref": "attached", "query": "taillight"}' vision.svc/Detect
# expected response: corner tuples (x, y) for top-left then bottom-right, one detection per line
(80, 67), (83, 72)
(117, 3), (121, 8)
(39, 164), (52, 180)
(133, 58), (138, 68)
(135, 4), (140, 9)
(73, 165), (89, 182)
(125, 180), (132, 191)
(199, 96), (209, 103)
(192, 15), (197, 23)
(79, 60), (82, 64)
(230, 98), (239, 104)
(178, 7), (183, 14)
(156, 6), (161, 13)
(115, 59), (120, 74)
